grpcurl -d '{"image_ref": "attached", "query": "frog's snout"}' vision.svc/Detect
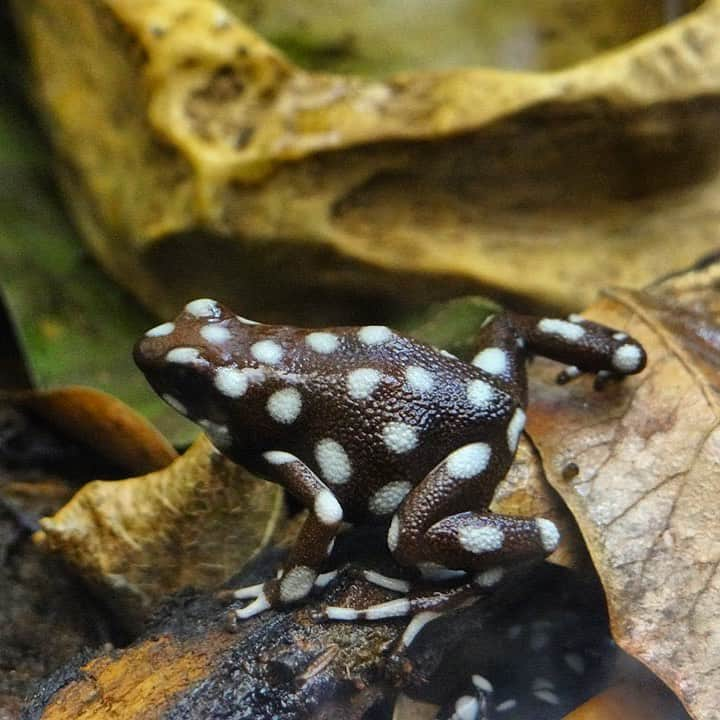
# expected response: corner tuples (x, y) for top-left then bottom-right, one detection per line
(133, 330), (171, 373)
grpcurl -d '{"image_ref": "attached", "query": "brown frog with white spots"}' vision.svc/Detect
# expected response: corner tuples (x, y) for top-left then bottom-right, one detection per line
(134, 299), (646, 626)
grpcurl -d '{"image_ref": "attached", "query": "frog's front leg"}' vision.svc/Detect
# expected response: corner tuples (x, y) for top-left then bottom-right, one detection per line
(225, 451), (343, 622)
(323, 438), (559, 622)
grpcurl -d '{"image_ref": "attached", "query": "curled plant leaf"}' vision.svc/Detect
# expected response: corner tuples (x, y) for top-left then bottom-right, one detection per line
(10, 0), (720, 324)
(528, 262), (720, 720)
(35, 435), (284, 629)
(6, 386), (177, 476)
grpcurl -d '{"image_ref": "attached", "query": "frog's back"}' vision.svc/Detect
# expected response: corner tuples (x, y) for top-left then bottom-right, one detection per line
(276, 326), (518, 519)
(134, 301), (519, 521)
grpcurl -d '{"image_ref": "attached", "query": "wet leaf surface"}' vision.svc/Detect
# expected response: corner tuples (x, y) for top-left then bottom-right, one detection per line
(529, 262), (720, 720)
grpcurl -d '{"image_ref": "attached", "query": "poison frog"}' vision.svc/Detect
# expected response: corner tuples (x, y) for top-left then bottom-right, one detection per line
(134, 299), (645, 624)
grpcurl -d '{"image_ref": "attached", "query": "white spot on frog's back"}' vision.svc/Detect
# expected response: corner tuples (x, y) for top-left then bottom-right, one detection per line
(472, 347), (508, 376)
(534, 689), (560, 705)
(458, 525), (504, 554)
(538, 318), (585, 341)
(466, 379), (495, 409)
(612, 343), (643, 372)
(506, 408), (526, 452)
(368, 481), (412, 515)
(250, 339), (283, 364)
(382, 422), (418, 454)
(405, 366), (434, 393)
(305, 332), (339, 354)
(185, 298), (220, 317)
(357, 325), (393, 345)
(200, 324), (231, 344)
(165, 347), (202, 365)
(564, 652), (586, 675)
(347, 368), (382, 400)
(266, 387), (302, 424)
(279, 566), (316, 603)
(445, 442), (491, 479)
(314, 439), (352, 484)
(146, 322), (175, 337)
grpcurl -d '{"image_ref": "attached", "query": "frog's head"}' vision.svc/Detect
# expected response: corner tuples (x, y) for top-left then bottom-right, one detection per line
(134, 298), (263, 447)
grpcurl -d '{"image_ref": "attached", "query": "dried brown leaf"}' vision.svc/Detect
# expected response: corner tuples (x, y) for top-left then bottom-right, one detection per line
(528, 266), (720, 720)
(11, 0), (720, 323)
(35, 435), (284, 629)
(7, 386), (177, 475)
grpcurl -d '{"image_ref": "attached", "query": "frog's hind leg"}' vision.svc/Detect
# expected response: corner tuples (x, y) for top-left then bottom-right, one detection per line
(390, 439), (559, 569)
(223, 451), (343, 623)
(320, 440), (559, 625)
